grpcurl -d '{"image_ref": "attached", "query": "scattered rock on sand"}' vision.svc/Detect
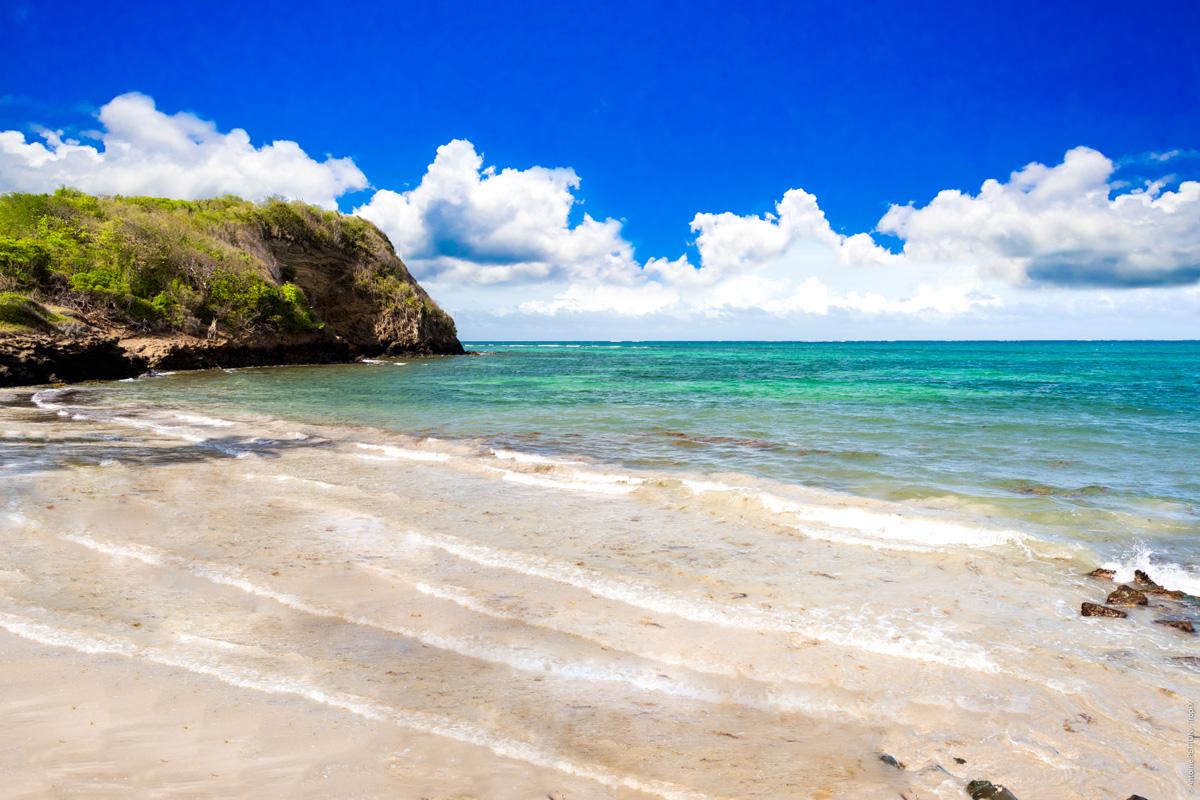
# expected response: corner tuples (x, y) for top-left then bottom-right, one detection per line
(1081, 602), (1127, 618)
(879, 753), (905, 769)
(1154, 618), (1195, 634)
(1087, 567), (1116, 579)
(1106, 585), (1149, 607)
(966, 779), (1019, 800)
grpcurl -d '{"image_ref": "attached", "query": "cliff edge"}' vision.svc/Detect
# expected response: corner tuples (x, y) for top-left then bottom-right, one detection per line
(0, 190), (463, 386)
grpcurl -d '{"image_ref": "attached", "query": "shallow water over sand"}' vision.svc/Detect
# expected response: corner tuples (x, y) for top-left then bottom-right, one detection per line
(0, 384), (1196, 798)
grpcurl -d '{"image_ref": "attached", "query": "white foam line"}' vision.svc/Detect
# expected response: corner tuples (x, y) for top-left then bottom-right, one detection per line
(61, 534), (165, 566)
(787, 524), (936, 553)
(33, 390), (207, 445)
(174, 631), (251, 651)
(0, 611), (712, 800)
(496, 470), (638, 494)
(410, 578), (738, 679)
(572, 469), (645, 485)
(243, 472), (337, 491)
(30, 389), (71, 410)
(491, 449), (585, 466)
(684, 481), (1024, 551)
(60, 533), (809, 715)
(32, 393), (247, 449)
(101, 414), (211, 444)
(354, 442), (450, 462)
(405, 529), (997, 673)
(174, 413), (236, 428)
(407, 578), (863, 717)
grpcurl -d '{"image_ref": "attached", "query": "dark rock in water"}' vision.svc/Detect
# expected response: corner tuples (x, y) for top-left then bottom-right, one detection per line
(1087, 568), (1116, 580)
(1170, 656), (1200, 671)
(879, 753), (905, 769)
(1129, 570), (1190, 599)
(1133, 569), (1160, 589)
(1155, 618), (1195, 633)
(953, 757), (967, 764)
(1106, 585), (1149, 607)
(966, 779), (1019, 800)
(1082, 602), (1127, 618)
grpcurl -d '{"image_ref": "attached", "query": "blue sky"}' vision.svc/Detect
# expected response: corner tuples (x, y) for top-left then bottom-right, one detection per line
(3, 0), (1199, 339)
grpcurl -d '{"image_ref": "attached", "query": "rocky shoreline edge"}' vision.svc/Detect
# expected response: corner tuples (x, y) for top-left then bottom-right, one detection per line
(0, 330), (466, 387)
(1080, 567), (1198, 635)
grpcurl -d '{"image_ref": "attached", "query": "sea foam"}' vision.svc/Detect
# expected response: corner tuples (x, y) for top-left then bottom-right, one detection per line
(355, 442), (450, 462)
(404, 529), (997, 672)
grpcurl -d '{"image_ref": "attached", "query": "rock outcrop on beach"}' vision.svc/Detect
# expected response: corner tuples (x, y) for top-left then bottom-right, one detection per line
(966, 779), (1020, 800)
(1080, 601), (1127, 618)
(0, 189), (463, 386)
(1082, 567), (1197, 634)
(1106, 584), (1149, 607)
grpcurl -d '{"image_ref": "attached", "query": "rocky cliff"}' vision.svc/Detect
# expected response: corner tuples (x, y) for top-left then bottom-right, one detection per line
(0, 190), (463, 386)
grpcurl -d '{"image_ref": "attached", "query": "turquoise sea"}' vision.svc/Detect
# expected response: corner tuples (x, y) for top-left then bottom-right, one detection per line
(105, 340), (1200, 574)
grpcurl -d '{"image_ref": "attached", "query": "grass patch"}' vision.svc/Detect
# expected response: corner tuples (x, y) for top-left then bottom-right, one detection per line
(0, 188), (455, 344)
(0, 292), (71, 332)
(0, 190), (351, 334)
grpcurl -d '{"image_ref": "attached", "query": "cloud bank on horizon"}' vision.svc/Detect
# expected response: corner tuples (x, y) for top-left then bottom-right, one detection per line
(2, 92), (1197, 338)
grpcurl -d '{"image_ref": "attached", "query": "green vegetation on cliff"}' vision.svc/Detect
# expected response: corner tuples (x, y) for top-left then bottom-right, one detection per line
(0, 189), (456, 348)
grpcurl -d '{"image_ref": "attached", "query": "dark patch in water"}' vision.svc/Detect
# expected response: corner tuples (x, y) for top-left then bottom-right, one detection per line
(1003, 479), (1112, 498)
(655, 429), (845, 457)
(0, 431), (332, 475)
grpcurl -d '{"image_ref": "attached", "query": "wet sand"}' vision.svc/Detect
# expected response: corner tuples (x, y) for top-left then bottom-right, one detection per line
(0, 388), (1194, 798)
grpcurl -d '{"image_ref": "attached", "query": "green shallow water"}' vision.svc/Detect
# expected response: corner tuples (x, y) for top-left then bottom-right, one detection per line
(104, 340), (1200, 566)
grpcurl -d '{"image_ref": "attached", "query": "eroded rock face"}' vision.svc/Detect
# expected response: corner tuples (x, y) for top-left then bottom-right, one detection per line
(120, 333), (355, 372)
(0, 335), (145, 386)
(264, 237), (464, 357)
(1106, 585), (1149, 607)
(0, 205), (464, 387)
(1081, 602), (1127, 618)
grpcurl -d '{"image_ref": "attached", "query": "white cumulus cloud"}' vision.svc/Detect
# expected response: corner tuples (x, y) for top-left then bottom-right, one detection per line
(0, 92), (366, 208)
(2, 92), (1196, 337)
(354, 139), (638, 285)
(878, 146), (1200, 288)
(428, 144), (1199, 328)
(355, 139), (946, 321)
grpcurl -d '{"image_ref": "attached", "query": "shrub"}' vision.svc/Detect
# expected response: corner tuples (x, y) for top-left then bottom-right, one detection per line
(0, 292), (68, 331)
(0, 190), (335, 335)
(202, 270), (320, 333)
(0, 236), (50, 288)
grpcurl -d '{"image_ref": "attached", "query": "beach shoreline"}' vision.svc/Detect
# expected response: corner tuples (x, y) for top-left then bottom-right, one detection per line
(1, 379), (1195, 798)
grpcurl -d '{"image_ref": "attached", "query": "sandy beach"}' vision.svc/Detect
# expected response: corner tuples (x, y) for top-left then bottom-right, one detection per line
(0, 383), (1194, 799)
